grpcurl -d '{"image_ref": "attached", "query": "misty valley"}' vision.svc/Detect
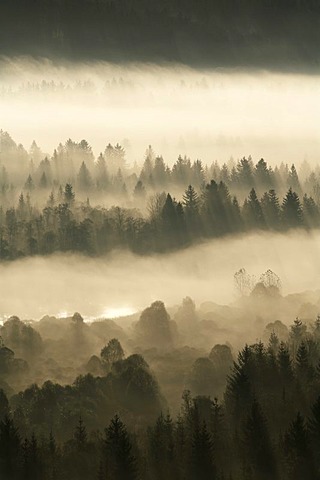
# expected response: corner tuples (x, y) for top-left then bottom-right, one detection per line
(1, 127), (320, 479)
(1, 2), (320, 476)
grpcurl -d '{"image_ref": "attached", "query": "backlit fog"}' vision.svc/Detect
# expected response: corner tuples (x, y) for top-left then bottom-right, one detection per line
(1, 57), (320, 323)
(0, 57), (320, 166)
(1, 230), (320, 322)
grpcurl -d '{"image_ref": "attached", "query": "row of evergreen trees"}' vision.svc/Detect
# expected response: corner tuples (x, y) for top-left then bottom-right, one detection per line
(0, 180), (318, 259)
(1, 132), (320, 202)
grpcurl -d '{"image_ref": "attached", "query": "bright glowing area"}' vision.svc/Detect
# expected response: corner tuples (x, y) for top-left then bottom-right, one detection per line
(102, 307), (137, 319)
(1, 59), (320, 165)
(56, 311), (69, 319)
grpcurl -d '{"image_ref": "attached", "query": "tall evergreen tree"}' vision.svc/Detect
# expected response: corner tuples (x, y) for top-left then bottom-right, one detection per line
(281, 188), (303, 228)
(242, 188), (265, 229)
(243, 400), (277, 479)
(283, 412), (315, 480)
(105, 415), (137, 480)
(77, 162), (92, 190)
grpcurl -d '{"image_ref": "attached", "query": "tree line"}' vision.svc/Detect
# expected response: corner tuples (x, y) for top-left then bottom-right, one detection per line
(0, 180), (318, 259)
(1, 132), (319, 200)
(1, 132), (320, 259)
(1, 0), (319, 68)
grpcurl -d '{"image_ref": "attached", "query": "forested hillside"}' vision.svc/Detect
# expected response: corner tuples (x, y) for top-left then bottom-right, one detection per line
(1, 0), (320, 68)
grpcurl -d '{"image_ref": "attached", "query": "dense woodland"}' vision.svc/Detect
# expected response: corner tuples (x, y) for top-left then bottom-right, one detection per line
(1, 0), (320, 68)
(0, 131), (320, 259)
(2, 284), (320, 479)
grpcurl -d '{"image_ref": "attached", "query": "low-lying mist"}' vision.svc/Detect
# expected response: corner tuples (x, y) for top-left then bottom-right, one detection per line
(1, 57), (320, 166)
(1, 229), (320, 321)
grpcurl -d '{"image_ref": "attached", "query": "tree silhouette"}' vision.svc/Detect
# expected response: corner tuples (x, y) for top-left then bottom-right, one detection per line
(282, 188), (303, 228)
(105, 415), (137, 480)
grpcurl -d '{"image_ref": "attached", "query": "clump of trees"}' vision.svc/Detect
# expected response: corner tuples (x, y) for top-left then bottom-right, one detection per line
(234, 268), (282, 296)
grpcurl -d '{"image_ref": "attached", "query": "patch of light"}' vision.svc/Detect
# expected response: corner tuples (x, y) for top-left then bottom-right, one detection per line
(101, 307), (137, 319)
(56, 311), (69, 318)
(0, 315), (10, 326)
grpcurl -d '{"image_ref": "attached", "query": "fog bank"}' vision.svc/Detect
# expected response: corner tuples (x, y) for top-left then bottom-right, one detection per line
(1, 230), (320, 321)
(0, 57), (320, 166)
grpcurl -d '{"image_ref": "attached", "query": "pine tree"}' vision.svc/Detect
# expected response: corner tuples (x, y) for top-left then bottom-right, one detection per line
(47, 431), (58, 480)
(153, 156), (167, 186)
(282, 188), (303, 228)
(149, 412), (176, 480)
(255, 158), (271, 190)
(220, 163), (230, 184)
(289, 318), (307, 358)
(64, 183), (75, 204)
(105, 415), (137, 480)
(268, 331), (280, 356)
(225, 345), (253, 427)
(283, 412), (315, 480)
(242, 188), (265, 229)
(261, 189), (281, 229)
(74, 416), (88, 450)
(303, 194), (319, 228)
(77, 161), (92, 190)
(24, 174), (35, 191)
(183, 185), (200, 234)
(183, 185), (199, 214)
(287, 164), (301, 192)
(243, 399), (277, 479)
(96, 153), (109, 189)
(237, 157), (254, 189)
(47, 191), (55, 207)
(277, 341), (294, 385)
(296, 341), (314, 384)
(190, 409), (216, 480)
(161, 193), (179, 247)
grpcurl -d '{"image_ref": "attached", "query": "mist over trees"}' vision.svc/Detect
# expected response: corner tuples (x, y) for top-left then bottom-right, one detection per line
(0, 131), (320, 260)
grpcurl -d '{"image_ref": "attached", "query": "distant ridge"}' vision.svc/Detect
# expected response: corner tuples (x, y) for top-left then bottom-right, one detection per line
(1, 0), (320, 70)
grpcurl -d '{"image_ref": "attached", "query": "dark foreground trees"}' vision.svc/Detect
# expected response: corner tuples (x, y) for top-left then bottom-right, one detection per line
(3, 317), (320, 479)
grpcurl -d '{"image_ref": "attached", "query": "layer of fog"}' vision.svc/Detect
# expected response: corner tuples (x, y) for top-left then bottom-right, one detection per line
(1, 230), (320, 321)
(0, 57), (320, 166)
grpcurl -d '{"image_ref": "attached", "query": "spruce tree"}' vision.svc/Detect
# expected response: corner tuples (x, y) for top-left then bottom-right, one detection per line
(105, 415), (137, 480)
(281, 188), (303, 228)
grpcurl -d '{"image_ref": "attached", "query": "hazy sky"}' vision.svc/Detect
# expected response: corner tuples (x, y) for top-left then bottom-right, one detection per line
(0, 57), (320, 166)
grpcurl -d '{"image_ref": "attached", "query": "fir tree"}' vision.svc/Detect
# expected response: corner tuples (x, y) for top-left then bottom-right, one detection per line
(105, 415), (137, 480)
